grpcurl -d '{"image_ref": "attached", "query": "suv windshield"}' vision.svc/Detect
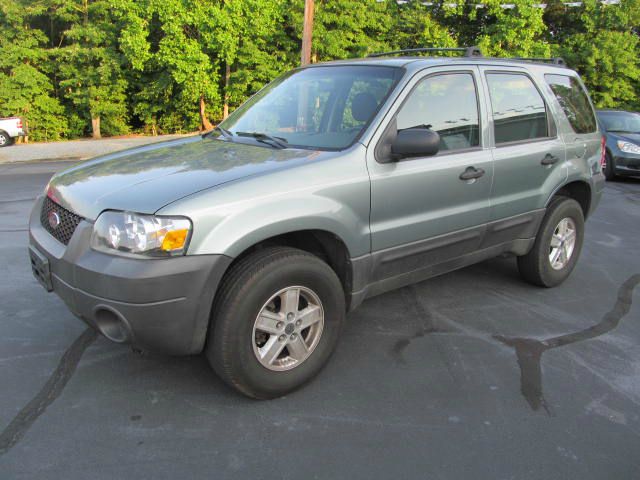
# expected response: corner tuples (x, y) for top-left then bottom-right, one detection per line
(219, 66), (403, 150)
(598, 111), (640, 134)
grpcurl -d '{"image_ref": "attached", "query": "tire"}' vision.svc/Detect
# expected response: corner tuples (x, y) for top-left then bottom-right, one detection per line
(0, 131), (13, 147)
(206, 246), (345, 399)
(517, 197), (585, 288)
(603, 152), (617, 181)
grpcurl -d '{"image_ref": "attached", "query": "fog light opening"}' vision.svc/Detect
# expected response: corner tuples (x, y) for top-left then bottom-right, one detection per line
(94, 307), (131, 343)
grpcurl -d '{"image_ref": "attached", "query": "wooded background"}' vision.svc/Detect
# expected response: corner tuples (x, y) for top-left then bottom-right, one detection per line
(1, 0), (638, 142)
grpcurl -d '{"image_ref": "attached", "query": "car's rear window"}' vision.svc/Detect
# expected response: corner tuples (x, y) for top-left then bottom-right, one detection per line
(544, 74), (597, 134)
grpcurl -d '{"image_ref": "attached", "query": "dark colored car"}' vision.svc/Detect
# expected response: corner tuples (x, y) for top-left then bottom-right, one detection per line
(596, 109), (640, 180)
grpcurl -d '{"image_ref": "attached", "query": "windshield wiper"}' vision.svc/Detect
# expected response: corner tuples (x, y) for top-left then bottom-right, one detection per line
(203, 126), (234, 140)
(235, 131), (288, 149)
(398, 124), (433, 132)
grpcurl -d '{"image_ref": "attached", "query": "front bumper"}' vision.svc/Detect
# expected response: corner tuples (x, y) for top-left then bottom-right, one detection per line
(612, 152), (640, 176)
(28, 196), (232, 355)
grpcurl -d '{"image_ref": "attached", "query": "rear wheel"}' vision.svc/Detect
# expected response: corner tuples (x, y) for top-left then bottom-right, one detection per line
(0, 131), (13, 147)
(206, 246), (345, 399)
(517, 197), (584, 287)
(603, 152), (617, 181)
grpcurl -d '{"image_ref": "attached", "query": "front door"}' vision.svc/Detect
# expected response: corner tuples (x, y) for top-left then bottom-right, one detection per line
(366, 67), (494, 281)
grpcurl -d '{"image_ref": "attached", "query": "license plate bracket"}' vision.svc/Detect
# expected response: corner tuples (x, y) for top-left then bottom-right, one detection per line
(29, 246), (53, 292)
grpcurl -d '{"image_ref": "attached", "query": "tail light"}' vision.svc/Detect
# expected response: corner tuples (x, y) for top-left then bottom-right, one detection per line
(599, 135), (606, 169)
(16, 119), (22, 129)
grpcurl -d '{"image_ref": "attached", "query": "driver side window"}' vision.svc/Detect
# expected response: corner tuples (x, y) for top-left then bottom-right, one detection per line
(396, 73), (481, 152)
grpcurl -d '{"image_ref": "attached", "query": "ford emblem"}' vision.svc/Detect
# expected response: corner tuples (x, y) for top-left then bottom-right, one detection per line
(48, 211), (61, 229)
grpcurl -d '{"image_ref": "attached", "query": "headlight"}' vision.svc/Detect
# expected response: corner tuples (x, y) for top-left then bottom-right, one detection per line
(617, 140), (640, 154)
(90, 211), (192, 257)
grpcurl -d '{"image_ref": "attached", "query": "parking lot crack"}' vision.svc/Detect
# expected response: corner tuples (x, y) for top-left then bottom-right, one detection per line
(0, 327), (97, 456)
(495, 273), (640, 415)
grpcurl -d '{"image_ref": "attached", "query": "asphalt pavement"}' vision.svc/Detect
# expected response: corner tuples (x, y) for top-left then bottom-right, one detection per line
(0, 160), (639, 479)
(0, 135), (191, 164)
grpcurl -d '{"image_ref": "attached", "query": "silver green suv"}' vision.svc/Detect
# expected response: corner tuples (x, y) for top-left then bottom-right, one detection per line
(29, 49), (605, 398)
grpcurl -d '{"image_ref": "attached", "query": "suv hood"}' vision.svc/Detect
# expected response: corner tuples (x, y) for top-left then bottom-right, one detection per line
(609, 132), (640, 145)
(46, 136), (322, 220)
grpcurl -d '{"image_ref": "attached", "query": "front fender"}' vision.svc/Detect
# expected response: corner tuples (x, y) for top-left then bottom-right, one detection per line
(192, 194), (367, 258)
(157, 149), (372, 259)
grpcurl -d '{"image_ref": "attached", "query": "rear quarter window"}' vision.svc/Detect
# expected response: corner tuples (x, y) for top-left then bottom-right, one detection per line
(544, 74), (597, 134)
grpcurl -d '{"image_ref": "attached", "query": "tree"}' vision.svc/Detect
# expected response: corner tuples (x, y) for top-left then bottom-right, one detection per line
(557, 0), (640, 110)
(0, 2), (68, 141)
(304, 0), (394, 60)
(207, 0), (285, 119)
(116, 0), (221, 131)
(50, 0), (129, 139)
(390, 2), (458, 51)
(470, 0), (551, 57)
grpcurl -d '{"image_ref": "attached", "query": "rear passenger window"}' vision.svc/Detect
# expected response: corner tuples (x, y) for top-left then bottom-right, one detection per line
(544, 74), (597, 134)
(396, 73), (480, 152)
(486, 73), (549, 144)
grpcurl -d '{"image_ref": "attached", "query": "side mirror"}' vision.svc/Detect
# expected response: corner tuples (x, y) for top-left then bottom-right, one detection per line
(390, 127), (440, 160)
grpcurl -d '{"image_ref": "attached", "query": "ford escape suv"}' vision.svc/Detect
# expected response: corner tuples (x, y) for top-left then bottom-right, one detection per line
(29, 47), (605, 399)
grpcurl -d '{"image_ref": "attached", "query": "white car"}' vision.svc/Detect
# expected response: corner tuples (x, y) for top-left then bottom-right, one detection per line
(0, 117), (26, 147)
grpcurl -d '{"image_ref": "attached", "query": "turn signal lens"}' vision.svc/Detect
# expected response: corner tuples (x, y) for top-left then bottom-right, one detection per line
(161, 229), (189, 251)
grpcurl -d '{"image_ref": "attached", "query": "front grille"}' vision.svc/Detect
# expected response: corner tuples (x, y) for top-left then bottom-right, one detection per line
(40, 196), (84, 245)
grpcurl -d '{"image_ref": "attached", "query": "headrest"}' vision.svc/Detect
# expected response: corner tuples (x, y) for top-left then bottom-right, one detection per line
(351, 93), (378, 123)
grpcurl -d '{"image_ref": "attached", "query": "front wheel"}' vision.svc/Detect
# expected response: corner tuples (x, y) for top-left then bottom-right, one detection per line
(603, 152), (617, 181)
(517, 197), (585, 287)
(206, 247), (345, 399)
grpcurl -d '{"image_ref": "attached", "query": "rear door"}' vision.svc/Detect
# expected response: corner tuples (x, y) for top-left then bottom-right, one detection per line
(366, 66), (494, 280)
(478, 66), (567, 245)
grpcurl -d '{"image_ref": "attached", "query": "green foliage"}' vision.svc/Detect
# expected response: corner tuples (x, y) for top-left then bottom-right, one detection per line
(0, 0), (638, 140)
(0, 3), (68, 141)
(51, 0), (130, 138)
(470, 0), (551, 57)
(555, 0), (640, 109)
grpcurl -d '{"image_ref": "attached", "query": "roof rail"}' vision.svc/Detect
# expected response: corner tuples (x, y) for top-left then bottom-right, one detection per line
(510, 57), (567, 66)
(368, 46), (483, 58)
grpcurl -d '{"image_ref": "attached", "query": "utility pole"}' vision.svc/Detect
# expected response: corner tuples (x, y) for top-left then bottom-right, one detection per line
(301, 0), (314, 66)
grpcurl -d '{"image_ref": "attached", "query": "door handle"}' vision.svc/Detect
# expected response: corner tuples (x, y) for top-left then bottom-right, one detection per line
(459, 166), (485, 181)
(541, 154), (559, 166)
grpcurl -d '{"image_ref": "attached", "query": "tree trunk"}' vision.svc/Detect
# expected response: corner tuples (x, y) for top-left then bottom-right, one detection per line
(91, 116), (101, 139)
(223, 62), (231, 120)
(200, 95), (214, 131)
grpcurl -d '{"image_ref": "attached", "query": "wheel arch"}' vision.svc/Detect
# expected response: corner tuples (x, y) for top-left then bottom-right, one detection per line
(547, 180), (592, 219)
(217, 229), (355, 311)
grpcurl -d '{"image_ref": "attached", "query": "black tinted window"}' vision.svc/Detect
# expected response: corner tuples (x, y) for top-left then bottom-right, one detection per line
(486, 73), (549, 144)
(545, 74), (597, 134)
(396, 73), (480, 152)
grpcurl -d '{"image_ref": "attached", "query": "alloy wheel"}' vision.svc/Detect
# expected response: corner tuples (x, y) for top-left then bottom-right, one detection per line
(549, 217), (577, 270)
(252, 286), (324, 371)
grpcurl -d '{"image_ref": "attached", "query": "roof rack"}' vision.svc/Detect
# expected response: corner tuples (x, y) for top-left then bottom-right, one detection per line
(510, 57), (567, 66)
(366, 46), (568, 67)
(368, 46), (483, 58)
